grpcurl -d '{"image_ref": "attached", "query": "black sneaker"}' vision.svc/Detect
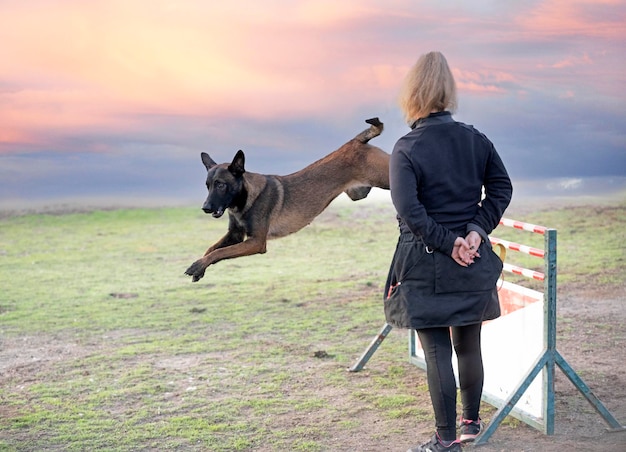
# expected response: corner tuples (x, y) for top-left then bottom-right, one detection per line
(459, 417), (484, 443)
(407, 433), (462, 452)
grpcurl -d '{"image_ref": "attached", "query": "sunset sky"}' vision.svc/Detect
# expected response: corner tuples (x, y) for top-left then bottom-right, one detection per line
(1, 0), (625, 208)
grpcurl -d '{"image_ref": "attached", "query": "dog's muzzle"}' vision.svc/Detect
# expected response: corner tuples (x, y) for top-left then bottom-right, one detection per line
(203, 206), (225, 218)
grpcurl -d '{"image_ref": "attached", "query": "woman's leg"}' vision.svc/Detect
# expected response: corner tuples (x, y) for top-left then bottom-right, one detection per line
(417, 327), (457, 442)
(451, 322), (483, 421)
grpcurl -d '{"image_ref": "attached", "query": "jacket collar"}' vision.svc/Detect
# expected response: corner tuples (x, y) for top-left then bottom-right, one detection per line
(410, 111), (453, 130)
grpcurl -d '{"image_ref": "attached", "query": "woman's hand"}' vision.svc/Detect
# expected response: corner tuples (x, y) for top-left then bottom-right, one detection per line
(452, 237), (472, 267)
(465, 231), (482, 258)
(452, 232), (482, 267)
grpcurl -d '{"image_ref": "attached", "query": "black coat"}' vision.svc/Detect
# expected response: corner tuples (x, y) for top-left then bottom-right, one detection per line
(384, 112), (512, 330)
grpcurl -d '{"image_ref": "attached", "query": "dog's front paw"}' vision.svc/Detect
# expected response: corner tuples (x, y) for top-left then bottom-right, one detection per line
(185, 260), (206, 282)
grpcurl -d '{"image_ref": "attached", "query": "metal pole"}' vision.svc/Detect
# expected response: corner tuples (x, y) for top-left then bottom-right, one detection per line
(348, 323), (393, 372)
(543, 229), (558, 435)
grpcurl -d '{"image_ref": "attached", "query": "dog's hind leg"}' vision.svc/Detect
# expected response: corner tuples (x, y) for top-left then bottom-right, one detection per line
(354, 117), (384, 143)
(342, 118), (388, 201)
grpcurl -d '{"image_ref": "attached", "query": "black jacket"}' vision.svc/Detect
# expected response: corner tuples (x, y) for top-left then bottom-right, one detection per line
(390, 111), (512, 255)
(384, 112), (512, 329)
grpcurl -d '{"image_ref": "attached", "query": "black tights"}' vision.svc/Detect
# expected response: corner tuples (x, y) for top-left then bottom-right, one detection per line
(417, 323), (483, 442)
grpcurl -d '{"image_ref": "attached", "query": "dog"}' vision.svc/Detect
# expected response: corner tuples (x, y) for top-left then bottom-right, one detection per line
(185, 118), (389, 282)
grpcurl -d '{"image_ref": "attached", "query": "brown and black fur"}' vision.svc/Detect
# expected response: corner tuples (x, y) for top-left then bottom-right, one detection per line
(185, 118), (389, 282)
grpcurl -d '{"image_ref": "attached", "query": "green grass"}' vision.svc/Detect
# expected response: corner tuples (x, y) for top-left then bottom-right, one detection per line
(0, 197), (624, 451)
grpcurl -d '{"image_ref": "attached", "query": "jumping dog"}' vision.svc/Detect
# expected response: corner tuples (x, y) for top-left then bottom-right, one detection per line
(185, 118), (389, 282)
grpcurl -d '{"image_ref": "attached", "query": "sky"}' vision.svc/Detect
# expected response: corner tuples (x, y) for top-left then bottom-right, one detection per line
(1, 0), (625, 209)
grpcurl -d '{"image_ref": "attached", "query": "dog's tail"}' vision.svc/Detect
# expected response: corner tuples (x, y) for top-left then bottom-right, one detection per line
(355, 117), (384, 143)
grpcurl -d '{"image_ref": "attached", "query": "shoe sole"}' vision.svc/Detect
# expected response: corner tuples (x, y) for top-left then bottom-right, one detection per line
(459, 421), (484, 442)
(460, 434), (478, 443)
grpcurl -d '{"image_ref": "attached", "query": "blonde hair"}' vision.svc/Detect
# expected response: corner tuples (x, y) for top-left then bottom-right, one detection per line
(398, 51), (458, 125)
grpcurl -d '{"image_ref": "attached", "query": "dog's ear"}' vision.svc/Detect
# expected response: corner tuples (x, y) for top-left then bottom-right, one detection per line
(228, 150), (246, 177)
(201, 152), (217, 170)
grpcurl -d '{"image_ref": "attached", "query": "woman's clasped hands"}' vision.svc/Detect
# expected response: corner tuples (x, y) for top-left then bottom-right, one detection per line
(452, 231), (482, 267)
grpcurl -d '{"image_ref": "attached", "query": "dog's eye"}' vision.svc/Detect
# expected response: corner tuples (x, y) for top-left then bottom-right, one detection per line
(215, 181), (227, 191)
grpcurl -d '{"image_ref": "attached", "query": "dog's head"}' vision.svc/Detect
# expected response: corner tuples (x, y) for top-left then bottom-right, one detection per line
(200, 150), (246, 218)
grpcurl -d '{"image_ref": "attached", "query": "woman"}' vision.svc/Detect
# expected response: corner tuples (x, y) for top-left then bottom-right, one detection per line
(384, 52), (513, 452)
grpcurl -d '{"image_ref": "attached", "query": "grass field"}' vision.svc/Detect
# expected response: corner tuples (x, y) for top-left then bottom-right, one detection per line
(0, 196), (624, 451)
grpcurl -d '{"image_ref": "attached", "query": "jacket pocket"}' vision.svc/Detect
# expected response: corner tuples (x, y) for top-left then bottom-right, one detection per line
(433, 241), (503, 294)
(386, 239), (430, 299)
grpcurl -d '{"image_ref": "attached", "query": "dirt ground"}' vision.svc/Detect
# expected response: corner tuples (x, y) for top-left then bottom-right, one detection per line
(2, 284), (625, 451)
(311, 279), (626, 452)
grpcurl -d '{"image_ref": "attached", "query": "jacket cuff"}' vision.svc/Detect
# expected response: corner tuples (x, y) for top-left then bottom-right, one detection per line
(467, 223), (489, 243)
(438, 233), (457, 256)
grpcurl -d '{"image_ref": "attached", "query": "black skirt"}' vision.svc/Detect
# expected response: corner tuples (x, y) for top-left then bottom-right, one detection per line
(383, 233), (502, 329)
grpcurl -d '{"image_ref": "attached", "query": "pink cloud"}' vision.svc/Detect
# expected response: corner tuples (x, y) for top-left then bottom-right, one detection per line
(452, 68), (516, 94)
(551, 53), (593, 68)
(0, 0), (409, 153)
(1, 0), (624, 157)
(516, 0), (625, 39)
